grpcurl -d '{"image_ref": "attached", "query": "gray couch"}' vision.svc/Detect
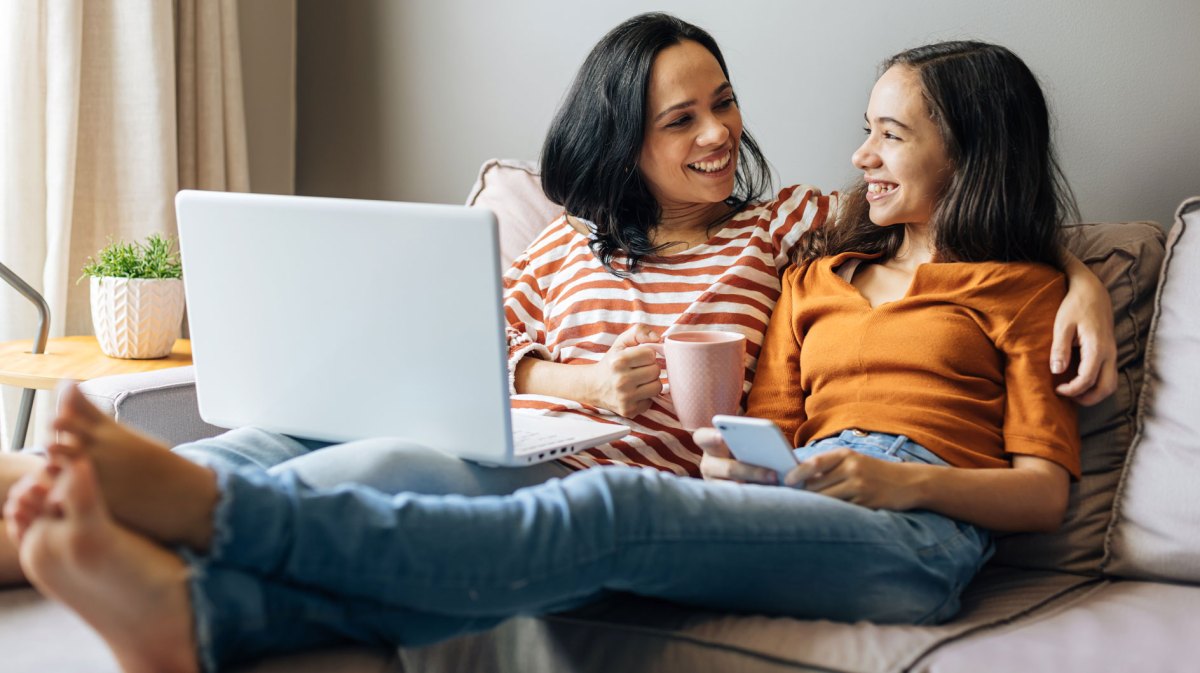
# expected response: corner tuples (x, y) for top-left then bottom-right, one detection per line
(3, 168), (1198, 672)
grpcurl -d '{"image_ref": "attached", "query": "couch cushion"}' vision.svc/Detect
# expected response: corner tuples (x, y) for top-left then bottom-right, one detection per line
(0, 586), (399, 673)
(78, 365), (225, 447)
(990, 221), (1165, 575)
(396, 567), (1095, 673)
(910, 579), (1200, 672)
(465, 159), (562, 269)
(1104, 197), (1200, 582)
(0, 587), (118, 673)
(232, 647), (397, 673)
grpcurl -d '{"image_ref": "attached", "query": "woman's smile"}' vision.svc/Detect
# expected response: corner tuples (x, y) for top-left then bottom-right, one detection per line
(687, 148), (734, 176)
(865, 179), (899, 202)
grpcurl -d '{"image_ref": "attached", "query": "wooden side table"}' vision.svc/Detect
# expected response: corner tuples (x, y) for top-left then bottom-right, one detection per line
(0, 336), (193, 450)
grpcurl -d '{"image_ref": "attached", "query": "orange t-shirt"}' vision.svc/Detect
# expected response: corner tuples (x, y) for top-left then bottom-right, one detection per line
(747, 252), (1081, 478)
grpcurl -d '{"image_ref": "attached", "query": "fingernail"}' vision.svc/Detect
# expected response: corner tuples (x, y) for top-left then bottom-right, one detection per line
(1051, 359), (1065, 374)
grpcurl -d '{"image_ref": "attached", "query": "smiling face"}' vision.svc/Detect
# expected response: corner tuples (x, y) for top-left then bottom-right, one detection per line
(852, 65), (952, 229)
(638, 40), (743, 214)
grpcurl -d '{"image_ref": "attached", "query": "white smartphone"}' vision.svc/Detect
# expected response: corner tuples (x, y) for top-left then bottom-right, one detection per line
(712, 415), (800, 486)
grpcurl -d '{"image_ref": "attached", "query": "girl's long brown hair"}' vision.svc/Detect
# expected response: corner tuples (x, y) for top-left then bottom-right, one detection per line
(798, 41), (1079, 267)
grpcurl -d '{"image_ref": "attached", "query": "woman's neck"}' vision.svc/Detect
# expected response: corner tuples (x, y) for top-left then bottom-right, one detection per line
(652, 201), (730, 251)
(887, 222), (936, 271)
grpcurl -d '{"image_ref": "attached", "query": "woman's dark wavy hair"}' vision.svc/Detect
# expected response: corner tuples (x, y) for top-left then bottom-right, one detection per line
(540, 12), (773, 275)
(799, 41), (1079, 267)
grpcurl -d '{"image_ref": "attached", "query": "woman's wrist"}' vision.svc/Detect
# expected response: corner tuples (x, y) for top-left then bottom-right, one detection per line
(515, 356), (598, 406)
(1062, 251), (1099, 290)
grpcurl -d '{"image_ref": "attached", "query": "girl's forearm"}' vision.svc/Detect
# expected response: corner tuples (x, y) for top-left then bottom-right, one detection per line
(907, 462), (1069, 533)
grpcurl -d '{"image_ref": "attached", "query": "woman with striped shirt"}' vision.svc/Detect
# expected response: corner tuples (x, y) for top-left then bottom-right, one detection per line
(505, 182), (828, 475)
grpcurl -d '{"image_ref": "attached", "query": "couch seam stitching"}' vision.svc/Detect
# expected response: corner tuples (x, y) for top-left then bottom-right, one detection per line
(899, 576), (1106, 673)
(540, 612), (857, 673)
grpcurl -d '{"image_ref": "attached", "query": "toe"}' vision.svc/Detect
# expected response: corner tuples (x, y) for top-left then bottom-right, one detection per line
(8, 505), (35, 542)
(58, 455), (103, 520)
(46, 440), (84, 461)
(61, 384), (106, 424)
(4, 481), (50, 543)
(7, 474), (49, 510)
(52, 415), (94, 445)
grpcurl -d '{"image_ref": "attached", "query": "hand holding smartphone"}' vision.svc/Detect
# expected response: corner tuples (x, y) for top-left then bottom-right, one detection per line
(712, 415), (802, 487)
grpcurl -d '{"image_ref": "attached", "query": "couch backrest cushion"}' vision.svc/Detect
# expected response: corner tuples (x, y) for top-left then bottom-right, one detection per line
(1104, 197), (1200, 582)
(465, 159), (561, 270)
(990, 220), (1166, 575)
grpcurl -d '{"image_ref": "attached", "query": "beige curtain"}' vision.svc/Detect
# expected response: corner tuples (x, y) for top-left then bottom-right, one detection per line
(177, 0), (250, 193)
(0, 0), (248, 449)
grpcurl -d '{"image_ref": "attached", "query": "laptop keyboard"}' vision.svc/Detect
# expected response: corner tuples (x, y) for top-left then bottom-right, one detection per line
(512, 428), (576, 455)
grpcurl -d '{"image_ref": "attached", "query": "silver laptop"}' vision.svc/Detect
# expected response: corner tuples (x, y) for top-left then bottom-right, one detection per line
(174, 190), (628, 466)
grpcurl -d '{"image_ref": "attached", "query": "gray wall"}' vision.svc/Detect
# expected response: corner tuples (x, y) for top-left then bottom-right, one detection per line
(296, 0), (1200, 227)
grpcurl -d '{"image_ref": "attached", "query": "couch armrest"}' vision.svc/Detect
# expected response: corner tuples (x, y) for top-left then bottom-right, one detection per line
(77, 366), (226, 447)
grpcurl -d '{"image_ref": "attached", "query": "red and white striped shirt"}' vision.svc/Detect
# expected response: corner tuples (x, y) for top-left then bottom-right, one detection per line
(504, 185), (831, 476)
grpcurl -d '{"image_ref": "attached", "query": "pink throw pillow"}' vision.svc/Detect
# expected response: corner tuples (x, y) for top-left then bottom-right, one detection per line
(465, 159), (563, 270)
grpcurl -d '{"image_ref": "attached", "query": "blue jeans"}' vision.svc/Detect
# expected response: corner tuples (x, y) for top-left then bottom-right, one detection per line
(183, 431), (992, 672)
(173, 427), (571, 494)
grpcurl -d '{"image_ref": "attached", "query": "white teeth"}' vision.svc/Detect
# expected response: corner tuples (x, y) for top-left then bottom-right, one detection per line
(688, 151), (731, 173)
(868, 182), (898, 194)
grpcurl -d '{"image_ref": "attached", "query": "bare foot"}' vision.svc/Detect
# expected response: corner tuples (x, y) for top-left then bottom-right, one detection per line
(0, 453), (51, 585)
(0, 451), (48, 499)
(0, 527), (27, 586)
(50, 384), (220, 551)
(4, 461), (59, 546)
(16, 453), (200, 673)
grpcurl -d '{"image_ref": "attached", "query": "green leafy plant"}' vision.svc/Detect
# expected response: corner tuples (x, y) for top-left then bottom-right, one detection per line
(79, 233), (183, 282)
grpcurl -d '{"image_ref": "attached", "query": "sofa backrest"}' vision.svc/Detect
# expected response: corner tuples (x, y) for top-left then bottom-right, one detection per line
(991, 220), (1166, 574)
(1104, 197), (1200, 583)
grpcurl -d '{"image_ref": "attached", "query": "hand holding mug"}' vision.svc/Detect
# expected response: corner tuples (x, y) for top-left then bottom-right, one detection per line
(584, 325), (663, 417)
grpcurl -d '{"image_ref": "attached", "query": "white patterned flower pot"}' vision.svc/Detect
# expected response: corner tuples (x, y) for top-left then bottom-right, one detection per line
(90, 277), (185, 359)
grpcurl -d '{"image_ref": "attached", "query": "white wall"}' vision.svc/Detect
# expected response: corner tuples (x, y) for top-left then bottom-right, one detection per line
(296, 0), (1200, 227)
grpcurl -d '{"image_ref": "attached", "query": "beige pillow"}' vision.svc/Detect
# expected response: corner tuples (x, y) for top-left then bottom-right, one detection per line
(991, 220), (1165, 575)
(465, 159), (562, 270)
(1103, 197), (1200, 582)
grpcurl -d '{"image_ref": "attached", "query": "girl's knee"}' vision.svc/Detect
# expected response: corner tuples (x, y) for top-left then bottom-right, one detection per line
(280, 441), (460, 492)
(172, 427), (311, 471)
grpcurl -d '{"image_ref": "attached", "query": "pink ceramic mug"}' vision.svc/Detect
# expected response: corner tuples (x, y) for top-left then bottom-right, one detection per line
(646, 331), (747, 430)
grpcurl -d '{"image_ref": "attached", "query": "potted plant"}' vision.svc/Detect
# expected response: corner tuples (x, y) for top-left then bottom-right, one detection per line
(79, 233), (185, 359)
